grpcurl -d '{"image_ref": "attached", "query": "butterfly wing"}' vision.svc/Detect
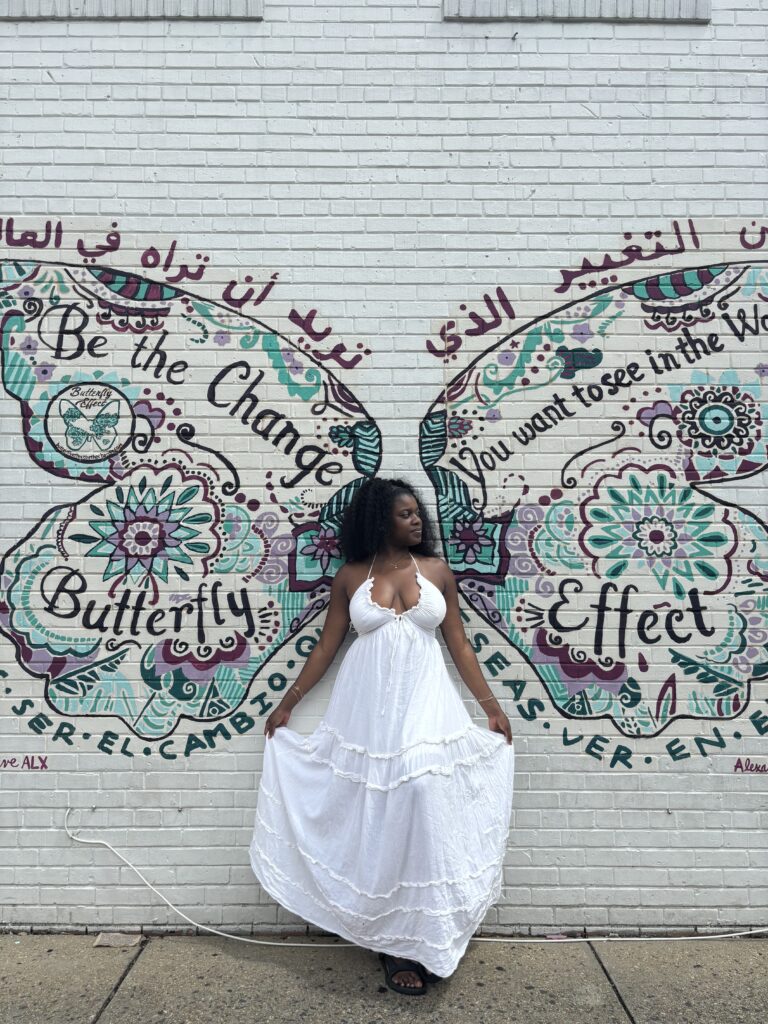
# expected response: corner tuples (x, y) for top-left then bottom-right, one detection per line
(58, 398), (92, 450)
(90, 399), (121, 451)
(420, 261), (768, 739)
(0, 260), (380, 740)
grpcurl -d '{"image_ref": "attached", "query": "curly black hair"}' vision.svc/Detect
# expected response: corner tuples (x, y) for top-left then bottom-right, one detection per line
(339, 477), (441, 564)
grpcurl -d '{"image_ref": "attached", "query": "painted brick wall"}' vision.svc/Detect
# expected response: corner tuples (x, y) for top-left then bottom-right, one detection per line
(1, 0), (767, 936)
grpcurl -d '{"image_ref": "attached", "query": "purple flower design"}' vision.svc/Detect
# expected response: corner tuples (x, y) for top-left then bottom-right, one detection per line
(213, 331), (230, 346)
(450, 517), (495, 564)
(281, 348), (304, 377)
(572, 322), (594, 343)
(33, 362), (55, 383)
(21, 336), (37, 355)
(80, 469), (218, 591)
(299, 526), (341, 574)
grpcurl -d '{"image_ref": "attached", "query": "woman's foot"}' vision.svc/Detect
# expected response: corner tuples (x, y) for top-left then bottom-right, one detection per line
(388, 956), (424, 990)
(378, 952), (427, 994)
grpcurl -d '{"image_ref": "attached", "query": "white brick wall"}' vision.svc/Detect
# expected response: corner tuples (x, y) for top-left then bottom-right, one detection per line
(1, 0), (767, 935)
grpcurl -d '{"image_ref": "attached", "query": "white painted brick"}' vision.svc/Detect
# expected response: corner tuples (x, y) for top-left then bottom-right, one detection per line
(1, 0), (766, 939)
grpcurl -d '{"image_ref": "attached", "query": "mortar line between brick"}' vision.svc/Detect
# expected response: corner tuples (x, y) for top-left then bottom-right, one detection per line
(587, 941), (637, 1024)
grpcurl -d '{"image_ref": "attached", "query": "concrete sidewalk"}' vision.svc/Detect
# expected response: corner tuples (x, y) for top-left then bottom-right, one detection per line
(2, 931), (766, 1024)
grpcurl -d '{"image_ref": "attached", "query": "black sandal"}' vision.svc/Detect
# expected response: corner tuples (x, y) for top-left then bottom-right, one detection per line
(419, 966), (443, 983)
(378, 952), (428, 996)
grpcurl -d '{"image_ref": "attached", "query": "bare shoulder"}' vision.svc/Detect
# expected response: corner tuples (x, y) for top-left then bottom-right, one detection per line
(332, 560), (364, 599)
(417, 555), (453, 589)
(336, 561), (364, 578)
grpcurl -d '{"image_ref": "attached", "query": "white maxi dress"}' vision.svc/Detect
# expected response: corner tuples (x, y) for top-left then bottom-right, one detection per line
(249, 551), (515, 978)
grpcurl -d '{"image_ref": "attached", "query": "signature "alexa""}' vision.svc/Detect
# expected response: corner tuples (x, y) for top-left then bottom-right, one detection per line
(733, 758), (768, 774)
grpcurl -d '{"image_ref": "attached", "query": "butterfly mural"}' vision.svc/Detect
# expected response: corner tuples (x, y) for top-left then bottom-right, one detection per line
(420, 263), (768, 738)
(0, 257), (766, 746)
(0, 259), (381, 740)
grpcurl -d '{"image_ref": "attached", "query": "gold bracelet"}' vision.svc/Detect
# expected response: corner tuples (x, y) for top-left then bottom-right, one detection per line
(291, 684), (303, 705)
(477, 694), (498, 705)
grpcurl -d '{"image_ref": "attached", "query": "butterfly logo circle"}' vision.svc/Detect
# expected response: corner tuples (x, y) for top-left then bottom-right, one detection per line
(44, 382), (134, 463)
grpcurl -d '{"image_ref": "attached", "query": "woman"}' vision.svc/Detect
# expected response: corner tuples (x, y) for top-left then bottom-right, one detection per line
(249, 477), (515, 995)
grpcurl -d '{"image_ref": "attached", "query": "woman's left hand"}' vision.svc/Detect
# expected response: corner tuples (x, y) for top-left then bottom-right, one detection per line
(487, 709), (513, 744)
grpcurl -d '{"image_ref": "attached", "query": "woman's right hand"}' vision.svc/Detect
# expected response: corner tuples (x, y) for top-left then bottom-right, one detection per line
(264, 702), (293, 739)
(486, 708), (514, 744)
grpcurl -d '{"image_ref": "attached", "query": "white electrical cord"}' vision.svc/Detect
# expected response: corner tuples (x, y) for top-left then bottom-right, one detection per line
(64, 808), (768, 947)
